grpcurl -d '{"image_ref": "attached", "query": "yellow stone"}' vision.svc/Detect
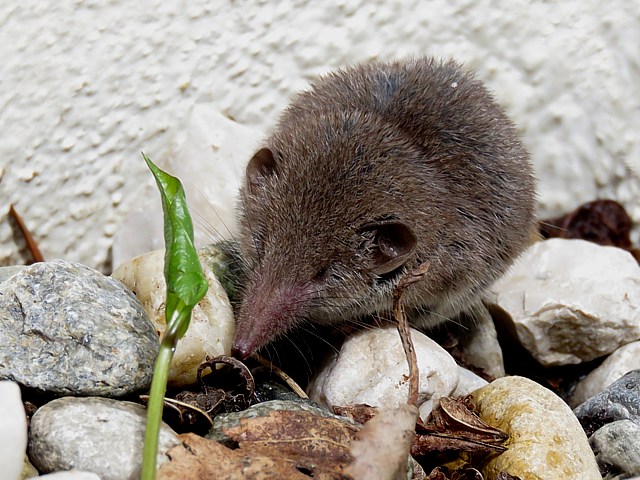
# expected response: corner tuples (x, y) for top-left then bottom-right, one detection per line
(471, 376), (601, 480)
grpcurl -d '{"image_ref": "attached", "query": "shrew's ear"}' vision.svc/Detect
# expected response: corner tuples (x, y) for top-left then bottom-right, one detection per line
(364, 221), (417, 275)
(246, 147), (277, 193)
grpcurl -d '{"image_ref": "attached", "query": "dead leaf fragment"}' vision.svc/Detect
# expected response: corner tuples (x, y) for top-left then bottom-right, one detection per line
(157, 433), (313, 480)
(199, 355), (256, 399)
(222, 409), (359, 478)
(539, 199), (632, 249)
(164, 355), (256, 432)
(430, 397), (508, 446)
(344, 403), (419, 480)
(333, 404), (379, 425)
(412, 397), (508, 458)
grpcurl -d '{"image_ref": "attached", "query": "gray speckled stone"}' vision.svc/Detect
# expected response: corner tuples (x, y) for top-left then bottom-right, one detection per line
(591, 419), (640, 478)
(0, 265), (26, 284)
(28, 397), (179, 480)
(0, 259), (158, 396)
(574, 370), (640, 436)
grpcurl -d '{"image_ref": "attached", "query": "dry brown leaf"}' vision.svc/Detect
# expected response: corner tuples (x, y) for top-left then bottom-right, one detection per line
(222, 409), (359, 478)
(344, 403), (420, 480)
(430, 397), (508, 445)
(157, 432), (313, 480)
(412, 397), (508, 458)
(539, 199), (632, 249)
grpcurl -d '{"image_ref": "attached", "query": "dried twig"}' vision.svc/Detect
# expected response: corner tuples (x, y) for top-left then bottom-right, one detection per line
(392, 262), (430, 407)
(8, 204), (44, 263)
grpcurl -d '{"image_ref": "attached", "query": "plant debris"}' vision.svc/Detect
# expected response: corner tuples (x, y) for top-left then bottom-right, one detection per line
(344, 403), (420, 480)
(224, 409), (358, 470)
(157, 432), (318, 480)
(333, 404), (379, 425)
(425, 466), (520, 480)
(412, 396), (508, 458)
(8, 204), (44, 263)
(393, 261), (431, 406)
(539, 199), (632, 249)
(165, 355), (255, 432)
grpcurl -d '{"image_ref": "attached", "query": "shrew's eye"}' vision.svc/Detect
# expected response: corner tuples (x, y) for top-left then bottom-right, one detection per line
(314, 266), (329, 281)
(314, 264), (341, 283)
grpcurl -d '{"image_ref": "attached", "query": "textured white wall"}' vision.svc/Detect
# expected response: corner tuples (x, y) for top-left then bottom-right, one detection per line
(2, 0), (639, 271)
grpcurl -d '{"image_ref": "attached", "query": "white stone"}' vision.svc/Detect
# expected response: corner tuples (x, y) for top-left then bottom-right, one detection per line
(36, 471), (102, 480)
(112, 245), (235, 387)
(590, 420), (640, 477)
(453, 367), (488, 397)
(0, 381), (27, 480)
(307, 326), (459, 420)
(490, 238), (640, 366)
(472, 376), (601, 480)
(571, 341), (640, 407)
(112, 106), (263, 267)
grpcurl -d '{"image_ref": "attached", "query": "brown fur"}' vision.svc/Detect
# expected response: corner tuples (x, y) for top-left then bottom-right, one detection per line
(232, 57), (536, 359)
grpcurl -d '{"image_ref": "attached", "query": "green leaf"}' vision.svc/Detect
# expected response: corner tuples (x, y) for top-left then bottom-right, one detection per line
(141, 153), (209, 480)
(144, 154), (209, 322)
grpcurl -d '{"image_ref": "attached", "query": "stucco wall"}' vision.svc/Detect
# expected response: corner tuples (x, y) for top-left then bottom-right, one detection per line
(2, 0), (639, 271)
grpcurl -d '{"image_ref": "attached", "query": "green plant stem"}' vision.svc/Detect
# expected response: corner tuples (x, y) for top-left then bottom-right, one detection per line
(141, 327), (177, 480)
(140, 154), (207, 480)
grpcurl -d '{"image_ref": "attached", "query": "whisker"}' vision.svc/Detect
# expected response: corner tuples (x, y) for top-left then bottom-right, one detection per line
(295, 325), (341, 355)
(183, 180), (238, 242)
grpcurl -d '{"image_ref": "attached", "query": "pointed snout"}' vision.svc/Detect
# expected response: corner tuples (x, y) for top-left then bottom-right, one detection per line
(231, 279), (313, 360)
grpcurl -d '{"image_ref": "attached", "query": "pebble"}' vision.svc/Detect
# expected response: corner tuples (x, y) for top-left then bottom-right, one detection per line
(456, 303), (506, 379)
(28, 397), (179, 480)
(590, 419), (640, 478)
(0, 260), (158, 396)
(112, 244), (236, 387)
(23, 457), (39, 479)
(253, 380), (308, 404)
(0, 265), (26, 284)
(453, 366), (488, 397)
(36, 471), (102, 480)
(0, 381), (27, 480)
(489, 238), (640, 366)
(307, 326), (459, 420)
(571, 340), (640, 407)
(574, 370), (640, 436)
(472, 375), (601, 480)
